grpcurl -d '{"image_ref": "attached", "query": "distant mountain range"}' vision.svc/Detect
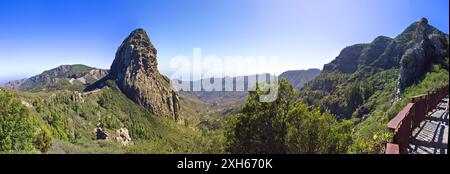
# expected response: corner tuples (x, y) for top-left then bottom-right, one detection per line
(3, 65), (321, 116)
(173, 69), (321, 114)
(279, 69), (321, 89)
(0, 78), (27, 89)
(1, 64), (109, 92)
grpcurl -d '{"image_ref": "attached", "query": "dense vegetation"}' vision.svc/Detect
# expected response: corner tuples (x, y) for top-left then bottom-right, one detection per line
(299, 67), (400, 120)
(226, 62), (448, 154)
(226, 79), (352, 154)
(0, 90), (53, 153)
(0, 80), (225, 154)
(0, 90), (37, 153)
(350, 64), (449, 153)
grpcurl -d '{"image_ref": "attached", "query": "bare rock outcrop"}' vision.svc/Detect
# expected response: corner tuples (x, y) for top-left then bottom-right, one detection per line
(320, 18), (448, 92)
(95, 126), (132, 146)
(108, 29), (181, 121)
(399, 18), (449, 91)
(111, 128), (132, 146)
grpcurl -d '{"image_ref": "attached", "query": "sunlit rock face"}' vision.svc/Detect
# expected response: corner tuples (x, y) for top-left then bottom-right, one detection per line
(109, 29), (181, 121)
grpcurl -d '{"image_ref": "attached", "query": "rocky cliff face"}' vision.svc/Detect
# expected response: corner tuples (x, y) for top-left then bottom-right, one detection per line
(108, 29), (181, 121)
(300, 18), (449, 119)
(322, 18), (448, 91)
(322, 36), (395, 73)
(399, 18), (449, 91)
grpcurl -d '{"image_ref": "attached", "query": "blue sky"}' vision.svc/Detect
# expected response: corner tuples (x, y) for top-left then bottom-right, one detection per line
(0, 0), (448, 83)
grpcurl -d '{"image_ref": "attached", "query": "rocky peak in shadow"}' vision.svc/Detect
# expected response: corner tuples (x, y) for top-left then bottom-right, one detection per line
(398, 18), (449, 91)
(322, 18), (448, 91)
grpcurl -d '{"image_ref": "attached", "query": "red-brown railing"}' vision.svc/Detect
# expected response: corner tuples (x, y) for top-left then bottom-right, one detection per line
(385, 85), (449, 154)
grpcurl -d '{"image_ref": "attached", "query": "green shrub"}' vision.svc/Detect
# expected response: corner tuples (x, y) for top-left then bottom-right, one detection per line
(0, 90), (37, 153)
(226, 79), (352, 154)
(35, 126), (53, 153)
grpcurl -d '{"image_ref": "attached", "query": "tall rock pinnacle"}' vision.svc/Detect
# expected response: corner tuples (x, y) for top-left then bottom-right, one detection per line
(399, 18), (449, 91)
(109, 28), (181, 121)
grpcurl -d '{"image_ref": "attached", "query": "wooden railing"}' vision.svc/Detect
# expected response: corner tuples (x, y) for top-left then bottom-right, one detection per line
(385, 85), (449, 154)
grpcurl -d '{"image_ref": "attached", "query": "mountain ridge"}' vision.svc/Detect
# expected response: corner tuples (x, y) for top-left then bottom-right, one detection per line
(279, 68), (321, 89)
(300, 17), (449, 120)
(4, 64), (109, 92)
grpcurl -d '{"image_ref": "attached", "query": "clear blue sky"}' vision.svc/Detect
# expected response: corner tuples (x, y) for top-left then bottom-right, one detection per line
(0, 0), (448, 83)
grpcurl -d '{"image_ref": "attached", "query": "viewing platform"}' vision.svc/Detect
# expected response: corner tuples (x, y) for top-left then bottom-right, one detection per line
(409, 98), (448, 154)
(386, 85), (449, 154)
